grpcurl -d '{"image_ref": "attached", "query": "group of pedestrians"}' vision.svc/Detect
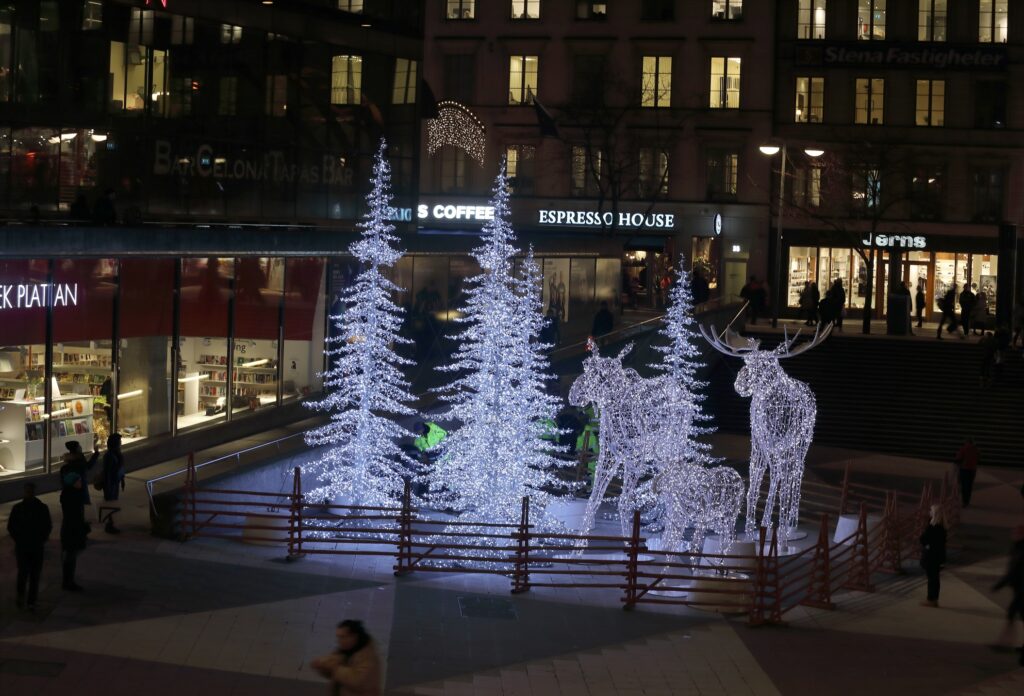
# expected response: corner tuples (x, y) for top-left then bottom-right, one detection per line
(796, 278), (847, 330)
(6, 436), (126, 609)
(936, 282), (992, 340)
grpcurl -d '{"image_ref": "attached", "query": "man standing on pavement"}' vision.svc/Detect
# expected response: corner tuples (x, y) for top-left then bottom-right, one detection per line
(955, 437), (980, 508)
(959, 283), (977, 338)
(7, 482), (53, 610)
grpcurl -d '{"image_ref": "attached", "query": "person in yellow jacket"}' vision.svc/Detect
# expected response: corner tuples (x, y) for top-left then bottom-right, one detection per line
(412, 421), (447, 456)
(311, 619), (381, 695)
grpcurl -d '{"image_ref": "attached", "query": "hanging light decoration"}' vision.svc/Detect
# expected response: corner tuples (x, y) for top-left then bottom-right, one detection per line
(427, 101), (486, 166)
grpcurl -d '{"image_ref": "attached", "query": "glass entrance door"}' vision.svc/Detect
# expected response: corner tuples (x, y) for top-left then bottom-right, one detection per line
(905, 262), (931, 322)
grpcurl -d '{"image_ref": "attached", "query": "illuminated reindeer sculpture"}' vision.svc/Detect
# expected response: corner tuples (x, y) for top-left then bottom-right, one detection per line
(700, 323), (832, 547)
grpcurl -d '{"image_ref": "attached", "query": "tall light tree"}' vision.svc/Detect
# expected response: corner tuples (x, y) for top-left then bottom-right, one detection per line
(303, 140), (417, 506)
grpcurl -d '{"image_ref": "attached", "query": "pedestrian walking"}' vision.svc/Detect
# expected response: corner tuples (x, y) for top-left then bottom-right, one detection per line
(959, 283), (976, 338)
(955, 437), (980, 508)
(59, 464), (90, 591)
(62, 440), (99, 507)
(98, 434), (126, 534)
(591, 300), (614, 338)
(916, 282), (927, 328)
(830, 279), (846, 330)
(973, 291), (989, 335)
(992, 525), (1024, 664)
(920, 504), (947, 608)
(740, 275), (766, 325)
(7, 482), (52, 610)
(798, 281), (813, 325)
(808, 281), (820, 326)
(936, 284), (958, 339)
(311, 619), (382, 695)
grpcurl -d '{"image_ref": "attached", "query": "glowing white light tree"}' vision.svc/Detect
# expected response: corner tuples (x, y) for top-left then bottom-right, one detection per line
(700, 324), (831, 547)
(427, 163), (564, 526)
(303, 140), (417, 507)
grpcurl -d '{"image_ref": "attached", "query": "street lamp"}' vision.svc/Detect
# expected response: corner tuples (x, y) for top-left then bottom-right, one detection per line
(759, 143), (824, 328)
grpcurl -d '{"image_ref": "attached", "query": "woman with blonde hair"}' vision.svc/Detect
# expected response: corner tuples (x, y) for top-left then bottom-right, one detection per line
(920, 504), (947, 608)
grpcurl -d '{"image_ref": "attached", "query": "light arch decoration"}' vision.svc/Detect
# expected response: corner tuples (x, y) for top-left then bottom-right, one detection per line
(427, 101), (486, 166)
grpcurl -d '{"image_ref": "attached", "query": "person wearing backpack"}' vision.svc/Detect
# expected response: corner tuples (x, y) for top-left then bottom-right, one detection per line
(936, 284), (958, 339)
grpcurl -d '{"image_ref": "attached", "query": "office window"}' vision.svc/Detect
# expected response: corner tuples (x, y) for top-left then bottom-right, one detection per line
(792, 165), (821, 208)
(915, 80), (944, 126)
(641, 56), (672, 108)
(331, 55), (362, 105)
(171, 17), (194, 45)
(795, 77), (824, 123)
(338, 0), (364, 12)
(974, 81), (1006, 128)
(512, 1), (540, 19)
(509, 55), (538, 105)
(858, 0), (886, 40)
(571, 145), (602, 196)
(82, 1), (102, 30)
(577, 2), (607, 19)
(642, 0), (674, 21)
(440, 147), (467, 192)
(798, 0), (827, 39)
(218, 77), (237, 116)
(709, 57), (741, 109)
(972, 168), (1004, 222)
(447, 0), (475, 19)
(266, 75), (287, 116)
(393, 58), (417, 105)
(852, 168), (881, 210)
(918, 1), (947, 41)
(711, 1), (742, 20)
(129, 9), (154, 45)
(108, 42), (149, 112)
(220, 24), (242, 45)
(443, 54), (476, 103)
(706, 149), (738, 198)
(854, 78), (884, 124)
(571, 54), (606, 105)
(638, 148), (669, 198)
(506, 145), (536, 194)
(979, 1), (1008, 43)
(910, 167), (944, 220)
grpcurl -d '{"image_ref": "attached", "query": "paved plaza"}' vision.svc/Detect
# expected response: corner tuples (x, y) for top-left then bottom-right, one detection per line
(2, 435), (1024, 695)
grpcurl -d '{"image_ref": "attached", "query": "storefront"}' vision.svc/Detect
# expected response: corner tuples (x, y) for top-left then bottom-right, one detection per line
(784, 231), (1000, 321)
(0, 256), (327, 480)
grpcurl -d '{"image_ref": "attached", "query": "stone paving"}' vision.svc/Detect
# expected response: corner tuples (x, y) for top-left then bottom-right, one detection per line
(1, 434), (1023, 695)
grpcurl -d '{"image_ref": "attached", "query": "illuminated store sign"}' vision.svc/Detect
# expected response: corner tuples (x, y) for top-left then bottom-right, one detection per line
(0, 283), (79, 310)
(861, 233), (927, 249)
(417, 203), (495, 222)
(538, 209), (675, 229)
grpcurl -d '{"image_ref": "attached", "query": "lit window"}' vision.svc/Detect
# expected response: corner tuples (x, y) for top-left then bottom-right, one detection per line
(171, 17), (194, 45)
(638, 148), (669, 197)
(798, 0), (827, 39)
(393, 58), (418, 105)
(129, 9), (154, 45)
(711, 1), (743, 20)
(440, 147), (467, 192)
(447, 0), (475, 19)
(979, 1), (1008, 43)
(82, 1), (102, 30)
(641, 56), (672, 108)
(220, 24), (243, 45)
(108, 42), (150, 113)
(509, 55), (538, 105)
(266, 75), (287, 116)
(331, 55), (362, 105)
(506, 145), (536, 194)
(576, 2), (607, 19)
(706, 149), (738, 198)
(852, 168), (881, 210)
(709, 57), (741, 109)
(571, 145), (602, 196)
(854, 78), (884, 125)
(858, 0), (886, 40)
(915, 79), (944, 127)
(218, 77), (237, 116)
(918, 0), (947, 41)
(795, 77), (824, 123)
(512, 1), (540, 19)
(337, 0), (364, 12)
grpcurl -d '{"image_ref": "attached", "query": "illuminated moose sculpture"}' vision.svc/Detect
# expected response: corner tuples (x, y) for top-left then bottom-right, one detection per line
(700, 323), (832, 547)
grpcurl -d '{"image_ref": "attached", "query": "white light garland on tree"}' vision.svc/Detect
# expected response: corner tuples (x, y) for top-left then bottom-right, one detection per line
(303, 139), (418, 508)
(700, 323), (831, 548)
(427, 101), (486, 166)
(426, 162), (565, 529)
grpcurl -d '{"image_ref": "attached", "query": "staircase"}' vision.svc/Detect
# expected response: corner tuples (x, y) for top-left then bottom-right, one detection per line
(706, 331), (1022, 468)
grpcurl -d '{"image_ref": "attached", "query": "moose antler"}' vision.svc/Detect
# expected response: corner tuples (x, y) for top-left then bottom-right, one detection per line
(776, 322), (833, 360)
(699, 324), (760, 357)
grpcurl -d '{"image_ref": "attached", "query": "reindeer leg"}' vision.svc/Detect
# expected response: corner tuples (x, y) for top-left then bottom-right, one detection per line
(761, 459), (780, 536)
(576, 451), (616, 553)
(745, 448), (768, 539)
(617, 459), (642, 540)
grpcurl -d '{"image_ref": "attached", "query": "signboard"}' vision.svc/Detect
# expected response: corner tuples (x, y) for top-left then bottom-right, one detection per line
(0, 283), (79, 310)
(795, 42), (1007, 70)
(537, 209), (675, 230)
(861, 233), (927, 249)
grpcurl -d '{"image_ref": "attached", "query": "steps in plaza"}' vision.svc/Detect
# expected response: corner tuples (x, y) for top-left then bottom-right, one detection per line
(706, 330), (1022, 468)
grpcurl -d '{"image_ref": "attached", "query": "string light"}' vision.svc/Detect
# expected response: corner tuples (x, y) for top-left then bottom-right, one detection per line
(427, 101), (486, 166)
(303, 139), (418, 508)
(701, 323), (831, 548)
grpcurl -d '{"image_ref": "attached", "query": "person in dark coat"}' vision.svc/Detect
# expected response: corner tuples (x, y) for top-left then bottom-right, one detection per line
(59, 465), (89, 591)
(992, 527), (1024, 664)
(959, 284), (976, 338)
(937, 284), (957, 339)
(740, 276), (766, 325)
(7, 482), (52, 610)
(954, 437), (980, 508)
(539, 308), (560, 349)
(920, 504), (947, 607)
(99, 434), (126, 534)
(915, 283), (927, 328)
(691, 269), (710, 306)
(830, 279), (846, 330)
(591, 301), (614, 338)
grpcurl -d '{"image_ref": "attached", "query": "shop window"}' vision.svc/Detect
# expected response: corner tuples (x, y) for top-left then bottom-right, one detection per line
(577, 2), (607, 19)
(852, 168), (881, 211)
(854, 78), (884, 125)
(447, 0), (475, 19)
(918, 0), (947, 41)
(568, 258), (597, 328)
(447, 256), (481, 325)
(972, 168), (1004, 222)
(282, 258), (326, 402)
(979, 1), (1008, 43)
(220, 24), (243, 45)
(129, 9), (153, 44)
(915, 79), (944, 127)
(910, 167), (944, 221)
(119, 259), (174, 445)
(506, 144), (536, 195)
(571, 145), (602, 197)
(393, 58), (417, 105)
(858, 0), (886, 40)
(712, 1), (742, 20)
(798, 0), (827, 39)
(233, 259), (283, 418)
(543, 259), (571, 322)
(443, 54), (476, 103)
(571, 54), (605, 106)
(787, 247), (818, 308)
(266, 75), (288, 116)
(970, 254), (998, 316)
(706, 148), (738, 200)
(0, 260), (49, 479)
(638, 148), (669, 198)
(171, 16), (194, 45)
(641, 56), (672, 108)
(508, 55), (538, 105)
(331, 55), (362, 105)
(410, 257), (449, 359)
(440, 147), (467, 192)
(818, 248), (852, 307)
(512, 1), (540, 19)
(178, 258), (233, 431)
(795, 77), (824, 123)
(933, 253), (968, 312)
(338, 0), (364, 12)
(792, 164), (821, 208)
(0, 12), (11, 102)
(641, 0), (674, 21)
(974, 81), (1006, 128)
(691, 238), (720, 302)
(82, 1), (102, 30)
(709, 57), (741, 109)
